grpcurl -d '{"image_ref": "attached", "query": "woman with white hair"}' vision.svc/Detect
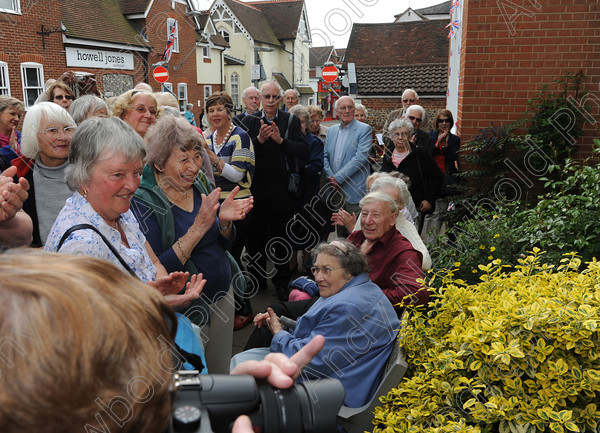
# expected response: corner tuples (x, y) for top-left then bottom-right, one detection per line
(18, 102), (76, 245)
(68, 94), (109, 124)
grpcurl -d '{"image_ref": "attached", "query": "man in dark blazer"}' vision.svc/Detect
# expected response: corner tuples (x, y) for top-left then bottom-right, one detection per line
(242, 81), (309, 300)
(233, 86), (261, 125)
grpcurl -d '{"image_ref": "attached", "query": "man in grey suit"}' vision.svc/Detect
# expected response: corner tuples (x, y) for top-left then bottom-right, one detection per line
(323, 96), (372, 235)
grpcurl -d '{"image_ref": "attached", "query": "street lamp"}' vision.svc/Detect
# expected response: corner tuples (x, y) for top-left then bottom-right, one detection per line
(252, 46), (274, 88)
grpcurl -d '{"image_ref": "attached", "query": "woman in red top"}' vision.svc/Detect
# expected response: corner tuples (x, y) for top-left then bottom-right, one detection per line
(429, 109), (460, 182)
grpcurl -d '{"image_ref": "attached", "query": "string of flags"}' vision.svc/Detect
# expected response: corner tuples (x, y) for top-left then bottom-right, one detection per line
(446, 20), (460, 38)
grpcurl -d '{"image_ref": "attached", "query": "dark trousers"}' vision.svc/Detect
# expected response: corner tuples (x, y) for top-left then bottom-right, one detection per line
(243, 298), (317, 350)
(245, 182), (297, 290)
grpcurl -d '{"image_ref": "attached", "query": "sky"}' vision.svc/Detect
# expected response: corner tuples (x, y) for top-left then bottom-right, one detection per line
(193, 0), (446, 49)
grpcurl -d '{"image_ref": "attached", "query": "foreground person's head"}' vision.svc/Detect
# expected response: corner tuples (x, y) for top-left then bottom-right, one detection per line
(0, 250), (176, 433)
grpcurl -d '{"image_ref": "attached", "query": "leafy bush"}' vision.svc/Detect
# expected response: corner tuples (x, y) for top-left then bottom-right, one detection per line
(373, 251), (600, 433)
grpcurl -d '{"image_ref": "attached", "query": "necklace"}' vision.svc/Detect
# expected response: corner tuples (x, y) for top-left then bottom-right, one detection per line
(214, 122), (234, 148)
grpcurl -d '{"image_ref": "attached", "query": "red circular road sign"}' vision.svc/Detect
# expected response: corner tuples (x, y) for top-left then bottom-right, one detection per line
(153, 66), (169, 83)
(321, 65), (339, 83)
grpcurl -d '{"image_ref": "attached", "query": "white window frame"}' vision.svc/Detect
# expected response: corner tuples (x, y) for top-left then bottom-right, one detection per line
(178, 83), (188, 113)
(0, 61), (10, 96)
(202, 45), (210, 59)
(167, 18), (179, 53)
(219, 29), (230, 44)
(20, 62), (44, 109)
(203, 85), (212, 107)
(230, 73), (239, 107)
(0, 0), (20, 14)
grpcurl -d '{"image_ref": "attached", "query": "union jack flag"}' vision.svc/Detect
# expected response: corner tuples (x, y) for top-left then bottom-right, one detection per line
(450, 0), (459, 14)
(164, 22), (177, 63)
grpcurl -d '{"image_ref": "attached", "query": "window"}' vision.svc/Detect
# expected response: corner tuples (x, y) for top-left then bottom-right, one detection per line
(0, 0), (20, 14)
(178, 83), (188, 113)
(167, 18), (179, 53)
(0, 62), (9, 96)
(203, 85), (212, 107)
(219, 29), (230, 44)
(230, 73), (239, 107)
(20, 62), (44, 109)
(202, 45), (210, 59)
(298, 54), (304, 83)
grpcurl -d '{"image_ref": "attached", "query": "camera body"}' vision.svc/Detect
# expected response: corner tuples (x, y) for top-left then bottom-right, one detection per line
(170, 371), (344, 433)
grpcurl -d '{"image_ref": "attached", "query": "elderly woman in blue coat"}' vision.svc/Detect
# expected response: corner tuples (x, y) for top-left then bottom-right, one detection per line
(230, 240), (401, 408)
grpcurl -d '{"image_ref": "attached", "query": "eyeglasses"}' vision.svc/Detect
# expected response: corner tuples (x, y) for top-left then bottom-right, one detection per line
(39, 126), (76, 139)
(392, 131), (409, 138)
(408, 116), (422, 123)
(133, 105), (157, 116)
(261, 94), (281, 100)
(311, 265), (343, 276)
(403, 98), (415, 103)
(438, 118), (451, 124)
(54, 95), (75, 101)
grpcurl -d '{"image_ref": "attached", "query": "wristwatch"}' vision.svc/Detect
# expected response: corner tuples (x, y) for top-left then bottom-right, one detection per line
(212, 159), (219, 169)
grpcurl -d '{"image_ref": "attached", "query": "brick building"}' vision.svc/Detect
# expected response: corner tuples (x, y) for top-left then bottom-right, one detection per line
(0, 0), (211, 118)
(451, 0), (600, 157)
(343, 20), (449, 133)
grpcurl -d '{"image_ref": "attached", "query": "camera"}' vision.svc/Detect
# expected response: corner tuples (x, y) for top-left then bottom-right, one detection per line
(169, 370), (345, 433)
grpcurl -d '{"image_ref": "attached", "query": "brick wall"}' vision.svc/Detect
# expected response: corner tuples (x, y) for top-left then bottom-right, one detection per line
(458, 0), (600, 159)
(360, 96), (447, 133)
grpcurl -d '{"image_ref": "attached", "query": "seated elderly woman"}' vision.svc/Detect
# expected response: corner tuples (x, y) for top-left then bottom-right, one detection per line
(14, 102), (76, 246)
(112, 89), (159, 138)
(44, 117), (206, 368)
(68, 94), (110, 124)
(130, 114), (253, 374)
(0, 250), (327, 433)
(381, 118), (443, 216)
(232, 241), (400, 408)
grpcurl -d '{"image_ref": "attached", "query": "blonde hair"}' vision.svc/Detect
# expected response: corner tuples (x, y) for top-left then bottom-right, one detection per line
(111, 89), (161, 120)
(0, 250), (175, 433)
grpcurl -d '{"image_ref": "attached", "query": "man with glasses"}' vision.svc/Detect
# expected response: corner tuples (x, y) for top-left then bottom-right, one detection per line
(323, 96), (372, 236)
(242, 81), (309, 301)
(405, 105), (432, 153)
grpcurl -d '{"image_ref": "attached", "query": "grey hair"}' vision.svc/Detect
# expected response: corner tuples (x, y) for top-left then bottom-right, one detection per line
(360, 191), (399, 215)
(161, 106), (182, 117)
(242, 86), (259, 99)
(334, 96), (354, 110)
(388, 118), (413, 136)
(68, 95), (110, 124)
(355, 103), (368, 116)
(21, 102), (77, 160)
(259, 81), (283, 97)
(284, 88), (300, 98)
(370, 176), (410, 209)
(406, 104), (426, 122)
(402, 88), (419, 100)
(144, 115), (204, 169)
(312, 240), (370, 277)
(186, 103), (193, 110)
(288, 104), (309, 124)
(66, 117), (145, 191)
(0, 95), (24, 114)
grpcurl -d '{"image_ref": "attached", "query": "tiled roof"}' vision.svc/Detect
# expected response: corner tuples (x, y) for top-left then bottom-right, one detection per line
(247, 0), (304, 40)
(356, 63), (447, 96)
(224, 54), (245, 65)
(211, 33), (229, 47)
(415, 1), (451, 15)
(119, 0), (151, 15)
(62, 0), (150, 48)
(309, 46), (333, 68)
(344, 21), (448, 67)
(225, 0), (281, 46)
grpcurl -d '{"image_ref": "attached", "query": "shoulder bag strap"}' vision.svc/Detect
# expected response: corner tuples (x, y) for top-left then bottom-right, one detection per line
(56, 223), (137, 278)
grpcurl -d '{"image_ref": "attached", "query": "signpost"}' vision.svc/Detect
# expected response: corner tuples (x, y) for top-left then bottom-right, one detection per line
(153, 66), (169, 83)
(321, 65), (339, 83)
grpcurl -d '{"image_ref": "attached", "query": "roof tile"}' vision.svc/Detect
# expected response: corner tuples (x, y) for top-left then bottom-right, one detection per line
(356, 63), (447, 96)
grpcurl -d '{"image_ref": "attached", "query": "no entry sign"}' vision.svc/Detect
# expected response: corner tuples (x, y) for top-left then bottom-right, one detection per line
(321, 65), (339, 83)
(153, 66), (169, 83)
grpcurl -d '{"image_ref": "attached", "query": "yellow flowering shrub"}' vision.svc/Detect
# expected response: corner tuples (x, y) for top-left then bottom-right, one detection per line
(372, 250), (600, 433)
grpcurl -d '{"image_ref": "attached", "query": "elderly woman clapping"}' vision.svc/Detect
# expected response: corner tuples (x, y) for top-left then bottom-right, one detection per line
(45, 117), (206, 369)
(231, 240), (400, 408)
(131, 114), (253, 374)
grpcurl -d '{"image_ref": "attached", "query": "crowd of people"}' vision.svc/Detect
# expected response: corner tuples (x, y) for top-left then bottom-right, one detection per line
(0, 75), (461, 429)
